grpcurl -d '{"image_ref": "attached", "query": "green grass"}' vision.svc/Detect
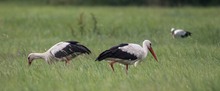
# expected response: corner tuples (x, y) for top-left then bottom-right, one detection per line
(0, 3), (220, 91)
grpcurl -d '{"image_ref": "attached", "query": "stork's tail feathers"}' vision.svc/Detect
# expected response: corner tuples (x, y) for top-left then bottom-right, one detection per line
(181, 31), (192, 38)
(80, 45), (91, 54)
(95, 50), (111, 61)
(186, 31), (192, 36)
(66, 41), (91, 54)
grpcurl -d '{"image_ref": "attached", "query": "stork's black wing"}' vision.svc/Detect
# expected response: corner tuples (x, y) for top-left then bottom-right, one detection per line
(54, 41), (91, 58)
(96, 43), (137, 61)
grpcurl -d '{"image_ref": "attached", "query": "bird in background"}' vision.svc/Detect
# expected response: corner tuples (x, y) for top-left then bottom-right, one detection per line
(27, 41), (91, 66)
(95, 40), (158, 74)
(171, 28), (192, 38)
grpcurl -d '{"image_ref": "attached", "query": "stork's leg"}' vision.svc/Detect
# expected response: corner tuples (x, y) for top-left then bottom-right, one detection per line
(172, 35), (175, 39)
(47, 61), (52, 65)
(65, 58), (70, 65)
(109, 61), (116, 72)
(65, 60), (70, 64)
(125, 64), (129, 74)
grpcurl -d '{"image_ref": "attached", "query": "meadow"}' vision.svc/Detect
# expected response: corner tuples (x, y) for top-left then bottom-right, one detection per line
(0, 3), (220, 91)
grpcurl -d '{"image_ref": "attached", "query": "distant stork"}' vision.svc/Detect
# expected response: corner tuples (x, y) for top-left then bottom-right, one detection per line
(96, 40), (158, 74)
(171, 28), (192, 38)
(28, 41), (91, 66)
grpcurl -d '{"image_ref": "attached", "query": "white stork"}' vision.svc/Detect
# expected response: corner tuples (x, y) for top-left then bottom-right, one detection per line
(171, 28), (192, 38)
(95, 40), (158, 74)
(28, 41), (91, 66)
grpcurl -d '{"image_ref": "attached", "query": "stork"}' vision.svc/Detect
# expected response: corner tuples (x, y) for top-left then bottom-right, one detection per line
(27, 41), (91, 66)
(95, 40), (158, 74)
(171, 28), (192, 38)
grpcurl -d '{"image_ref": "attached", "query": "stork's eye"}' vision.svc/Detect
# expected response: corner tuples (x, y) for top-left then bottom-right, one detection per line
(150, 43), (152, 46)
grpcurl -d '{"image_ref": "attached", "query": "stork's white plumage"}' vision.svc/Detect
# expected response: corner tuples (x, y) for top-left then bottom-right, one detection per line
(171, 28), (192, 38)
(96, 40), (158, 74)
(28, 41), (91, 65)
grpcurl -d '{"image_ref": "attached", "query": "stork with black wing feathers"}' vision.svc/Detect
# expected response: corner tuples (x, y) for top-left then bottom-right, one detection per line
(96, 40), (158, 74)
(28, 41), (91, 66)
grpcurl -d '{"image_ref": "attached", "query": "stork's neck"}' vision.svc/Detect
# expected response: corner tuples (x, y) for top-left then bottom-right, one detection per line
(171, 31), (175, 35)
(142, 42), (148, 54)
(171, 28), (175, 35)
(32, 52), (47, 60)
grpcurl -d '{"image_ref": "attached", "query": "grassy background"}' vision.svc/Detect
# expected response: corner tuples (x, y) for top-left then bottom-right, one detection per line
(0, 3), (220, 91)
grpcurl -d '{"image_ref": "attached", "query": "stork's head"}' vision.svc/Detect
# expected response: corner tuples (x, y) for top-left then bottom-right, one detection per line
(143, 40), (158, 62)
(27, 53), (35, 66)
(171, 28), (175, 34)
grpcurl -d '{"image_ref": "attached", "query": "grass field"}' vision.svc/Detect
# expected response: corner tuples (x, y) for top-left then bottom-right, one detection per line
(0, 3), (220, 91)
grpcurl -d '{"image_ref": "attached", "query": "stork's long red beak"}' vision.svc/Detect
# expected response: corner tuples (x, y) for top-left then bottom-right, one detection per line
(148, 47), (158, 62)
